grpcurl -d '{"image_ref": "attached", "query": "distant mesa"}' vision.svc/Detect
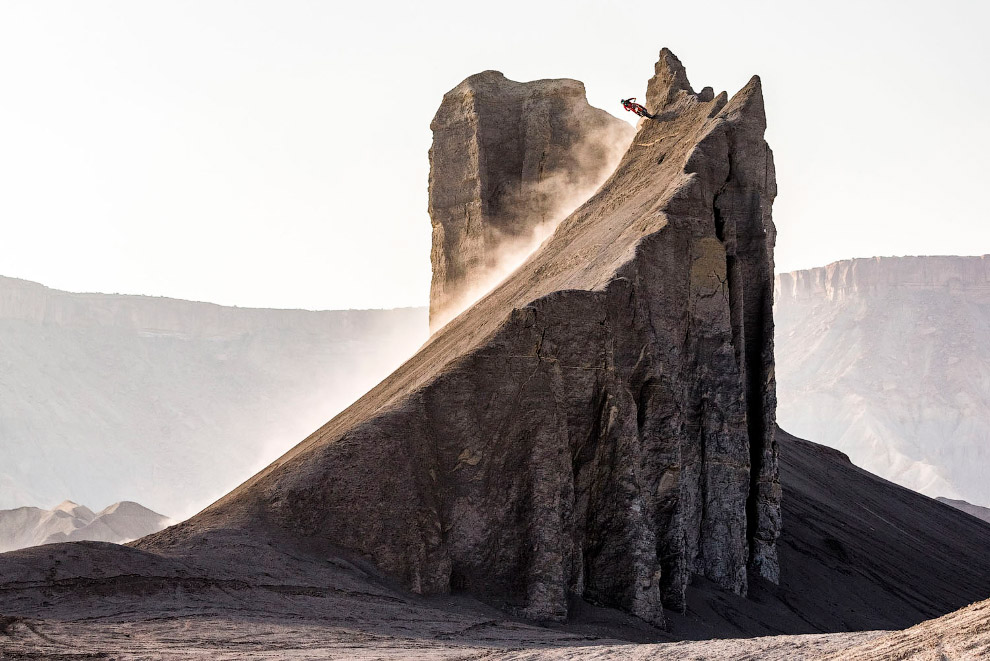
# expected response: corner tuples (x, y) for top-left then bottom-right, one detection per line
(0, 500), (173, 553)
(775, 254), (990, 507)
(0, 273), (427, 519)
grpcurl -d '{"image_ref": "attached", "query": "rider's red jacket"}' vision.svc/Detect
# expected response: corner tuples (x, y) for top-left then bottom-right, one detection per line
(622, 98), (650, 116)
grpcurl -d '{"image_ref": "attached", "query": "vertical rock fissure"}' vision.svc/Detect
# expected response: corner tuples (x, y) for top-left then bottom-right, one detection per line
(712, 99), (778, 578)
(744, 291), (767, 558)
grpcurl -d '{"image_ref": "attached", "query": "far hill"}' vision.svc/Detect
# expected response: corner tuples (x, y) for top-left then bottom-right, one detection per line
(0, 500), (173, 553)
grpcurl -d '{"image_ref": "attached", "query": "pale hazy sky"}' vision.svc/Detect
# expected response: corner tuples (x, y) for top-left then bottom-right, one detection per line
(2, 1), (987, 310)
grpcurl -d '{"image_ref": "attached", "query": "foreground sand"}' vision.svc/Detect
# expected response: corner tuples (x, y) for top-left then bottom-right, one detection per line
(0, 611), (884, 660)
(4, 593), (988, 659)
(6, 606), (987, 660)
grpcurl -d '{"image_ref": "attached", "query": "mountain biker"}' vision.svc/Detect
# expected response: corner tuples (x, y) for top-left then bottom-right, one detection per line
(621, 98), (654, 119)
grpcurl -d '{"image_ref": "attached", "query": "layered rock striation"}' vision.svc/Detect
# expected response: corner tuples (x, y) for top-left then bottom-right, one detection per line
(428, 72), (634, 331)
(776, 255), (990, 302)
(143, 49), (779, 627)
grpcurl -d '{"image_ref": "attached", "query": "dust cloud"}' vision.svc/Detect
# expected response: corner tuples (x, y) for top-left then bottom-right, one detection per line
(185, 310), (430, 520)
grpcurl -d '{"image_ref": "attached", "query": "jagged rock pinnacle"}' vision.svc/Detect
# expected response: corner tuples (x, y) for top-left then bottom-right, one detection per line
(646, 47), (696, 112)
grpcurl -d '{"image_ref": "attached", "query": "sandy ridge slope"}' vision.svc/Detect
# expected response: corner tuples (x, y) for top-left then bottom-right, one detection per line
(822, 598), (990, 660)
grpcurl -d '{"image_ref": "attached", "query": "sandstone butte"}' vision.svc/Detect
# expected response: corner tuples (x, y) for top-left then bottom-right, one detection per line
(139, 48), (780, 627)
(428, 70), (635, 332)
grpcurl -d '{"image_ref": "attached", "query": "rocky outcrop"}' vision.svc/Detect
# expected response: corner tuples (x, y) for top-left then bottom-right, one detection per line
(428, 72), (634, 331)
(775, 255), (990, 506)
(143, 49), (779, 628)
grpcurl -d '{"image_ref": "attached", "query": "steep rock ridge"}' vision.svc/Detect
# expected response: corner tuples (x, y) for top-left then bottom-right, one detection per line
(645, 47), (782, 584)
(428, 72), (634, 331)
(774, 255), (990, 505)
(141, 49), (778, 627)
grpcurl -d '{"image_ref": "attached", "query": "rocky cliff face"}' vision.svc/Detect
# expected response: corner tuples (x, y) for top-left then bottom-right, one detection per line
(428, 72), (634, 331)
(775, 255), (990, 507)
(146, 49), (779, 628)
(776, 255), (990, 301)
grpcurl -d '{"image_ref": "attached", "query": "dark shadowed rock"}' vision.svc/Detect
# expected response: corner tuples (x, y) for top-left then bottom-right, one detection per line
(428, 71), (634, 331)
(129, 49), (781, 628)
